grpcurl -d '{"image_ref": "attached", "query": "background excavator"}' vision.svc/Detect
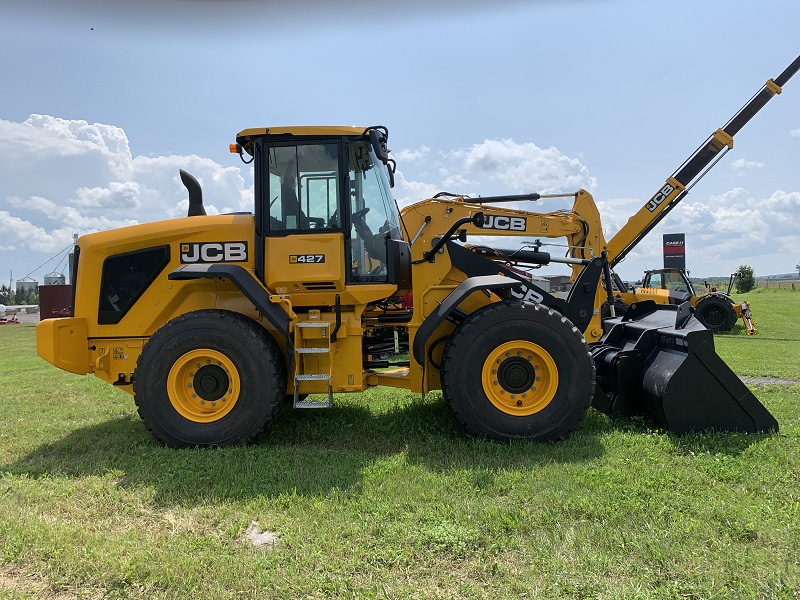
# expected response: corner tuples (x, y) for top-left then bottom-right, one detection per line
(611, 268), (757, 334)
(36, 55), (798, 447)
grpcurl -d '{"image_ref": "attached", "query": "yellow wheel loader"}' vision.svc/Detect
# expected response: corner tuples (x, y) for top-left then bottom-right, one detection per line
(37, 56), (799, 447)
(612, 268), (757, 334)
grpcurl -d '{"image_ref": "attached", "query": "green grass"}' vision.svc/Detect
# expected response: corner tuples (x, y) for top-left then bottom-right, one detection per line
(1, 292), (799, 599)
(716, 287), (800, 378)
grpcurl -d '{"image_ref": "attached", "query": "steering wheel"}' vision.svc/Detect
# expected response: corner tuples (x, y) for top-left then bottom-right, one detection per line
(352, 207), (370, 221)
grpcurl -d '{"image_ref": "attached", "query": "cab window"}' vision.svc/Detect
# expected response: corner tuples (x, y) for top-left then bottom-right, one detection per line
(663, 271), (689, 292)
(647, 273), (662, 289)
(268, 143), (340, 232)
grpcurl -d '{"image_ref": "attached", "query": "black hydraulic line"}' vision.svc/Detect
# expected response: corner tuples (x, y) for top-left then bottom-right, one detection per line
(472, 246), (553, 265)
(415, 212), (485, 263)
(601, 252), (616, 315)
(464, 193), (541, 204)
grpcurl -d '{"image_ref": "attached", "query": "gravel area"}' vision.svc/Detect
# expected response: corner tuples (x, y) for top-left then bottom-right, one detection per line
(741, 376), (800, 386)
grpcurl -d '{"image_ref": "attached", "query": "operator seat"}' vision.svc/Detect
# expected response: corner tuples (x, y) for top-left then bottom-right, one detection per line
(280, 183), (324, 229)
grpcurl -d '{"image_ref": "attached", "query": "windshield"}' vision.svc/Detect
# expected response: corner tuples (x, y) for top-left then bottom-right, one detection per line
(348, 142), (399, 234)
(348, 141), (400, 281)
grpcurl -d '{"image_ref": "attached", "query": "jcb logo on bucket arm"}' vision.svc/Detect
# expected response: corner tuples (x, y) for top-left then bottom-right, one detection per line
(180, 242), (248, 263)
(645, 184), (675, 212)
(482, 215), (527, 231)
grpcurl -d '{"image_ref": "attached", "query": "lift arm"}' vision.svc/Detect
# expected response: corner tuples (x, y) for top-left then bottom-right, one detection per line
(606, 54), (800, 268)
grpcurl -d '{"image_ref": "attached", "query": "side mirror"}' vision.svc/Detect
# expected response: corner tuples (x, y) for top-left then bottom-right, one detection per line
(368, 128), (389, 163)
(386, 158), (396, 189)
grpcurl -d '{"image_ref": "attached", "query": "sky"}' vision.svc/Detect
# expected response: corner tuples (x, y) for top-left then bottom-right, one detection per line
(1, 0), (798, 287)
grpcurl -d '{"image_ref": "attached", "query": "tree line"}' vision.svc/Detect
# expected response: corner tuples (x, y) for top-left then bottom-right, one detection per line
(0, 285), (39, 306)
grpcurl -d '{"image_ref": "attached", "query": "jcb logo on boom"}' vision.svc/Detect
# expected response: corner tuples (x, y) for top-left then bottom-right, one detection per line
(482, 215), (527, 231)
(645, 183), (675, 212)
(180, 241), (248, 263)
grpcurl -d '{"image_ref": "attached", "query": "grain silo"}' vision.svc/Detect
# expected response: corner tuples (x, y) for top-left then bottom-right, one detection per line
(44, 271), (66, 285)
(16, 276), (38, 293)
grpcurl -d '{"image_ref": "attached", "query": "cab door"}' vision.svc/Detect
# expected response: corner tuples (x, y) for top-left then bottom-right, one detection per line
(262, 141), (347, 297)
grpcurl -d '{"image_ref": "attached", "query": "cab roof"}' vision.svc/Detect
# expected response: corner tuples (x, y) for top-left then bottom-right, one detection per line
(235, 126), (368, 155)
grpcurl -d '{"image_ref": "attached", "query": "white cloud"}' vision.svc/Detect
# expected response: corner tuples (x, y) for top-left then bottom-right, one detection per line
(450, 139), (597, 195)
(790, 128), (800, 137)
(607, 187), (800, 278)
(22, 114), (134, 179)
(730, 158), (765, 170)
(393, 170), (441, 209)
(73, 181), (142, 209)
(392, 138), (596, 209)
(392, 146), (430, 163)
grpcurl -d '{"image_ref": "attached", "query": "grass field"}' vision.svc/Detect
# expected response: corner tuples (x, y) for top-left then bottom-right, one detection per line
(1, 290), (799, 599)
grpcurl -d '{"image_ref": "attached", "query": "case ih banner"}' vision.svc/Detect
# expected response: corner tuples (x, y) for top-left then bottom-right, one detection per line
(663, 233), (686, 269)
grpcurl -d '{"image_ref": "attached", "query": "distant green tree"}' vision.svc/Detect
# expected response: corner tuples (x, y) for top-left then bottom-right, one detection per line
(734, 265), (756, 293)
(0, 285), (11, 304)
(13, 287), (39, 305)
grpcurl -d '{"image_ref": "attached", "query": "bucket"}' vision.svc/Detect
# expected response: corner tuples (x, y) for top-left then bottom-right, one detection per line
(590, 301), (778, 434)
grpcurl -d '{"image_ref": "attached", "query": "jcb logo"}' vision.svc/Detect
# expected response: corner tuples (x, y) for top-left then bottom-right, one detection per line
(510, 283), (544, 304)
(645, 183), (675, 212)
(180, 241), (248, 263)
(482, 215), (527, 231)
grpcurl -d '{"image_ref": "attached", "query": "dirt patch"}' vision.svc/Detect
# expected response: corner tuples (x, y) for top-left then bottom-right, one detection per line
(0, 565), (103, 599)
(242, 521), (280, 548)
(741, 377), (800, 386)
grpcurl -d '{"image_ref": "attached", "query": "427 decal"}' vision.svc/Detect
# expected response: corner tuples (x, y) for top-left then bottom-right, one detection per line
(289, 254), (326, 264)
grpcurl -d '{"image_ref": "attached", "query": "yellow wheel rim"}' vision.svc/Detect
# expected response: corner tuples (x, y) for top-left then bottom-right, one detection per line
(167, 349), (240, 423)
(481, 341), (558, 416)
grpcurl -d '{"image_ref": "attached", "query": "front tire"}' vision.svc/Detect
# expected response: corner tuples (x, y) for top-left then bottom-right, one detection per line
(134, 310), (285, 448)
(440, 301), (595, 442)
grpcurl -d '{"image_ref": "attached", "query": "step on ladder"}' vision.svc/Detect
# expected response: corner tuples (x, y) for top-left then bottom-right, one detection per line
(293, 315), (334, 409)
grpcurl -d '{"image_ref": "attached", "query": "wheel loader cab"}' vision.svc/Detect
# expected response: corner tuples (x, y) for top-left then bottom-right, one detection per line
(636, 268), (695, 304)
(241, 126), (406, 305)
(642, 269), (695, 295)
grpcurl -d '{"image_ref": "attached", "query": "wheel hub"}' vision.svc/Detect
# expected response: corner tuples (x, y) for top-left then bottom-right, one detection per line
(194, 365), (230, 401)
(167, 349), (240, 423)
(705, 307), (725, 326)
(481, 341), (558, 416)
(497, 357), (535, 393)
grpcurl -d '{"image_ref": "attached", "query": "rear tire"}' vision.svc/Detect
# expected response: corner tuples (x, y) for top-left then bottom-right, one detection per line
(134, 310), (285, 448)
(440, 301), (595, 441)
(694, 297), (736, 332)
